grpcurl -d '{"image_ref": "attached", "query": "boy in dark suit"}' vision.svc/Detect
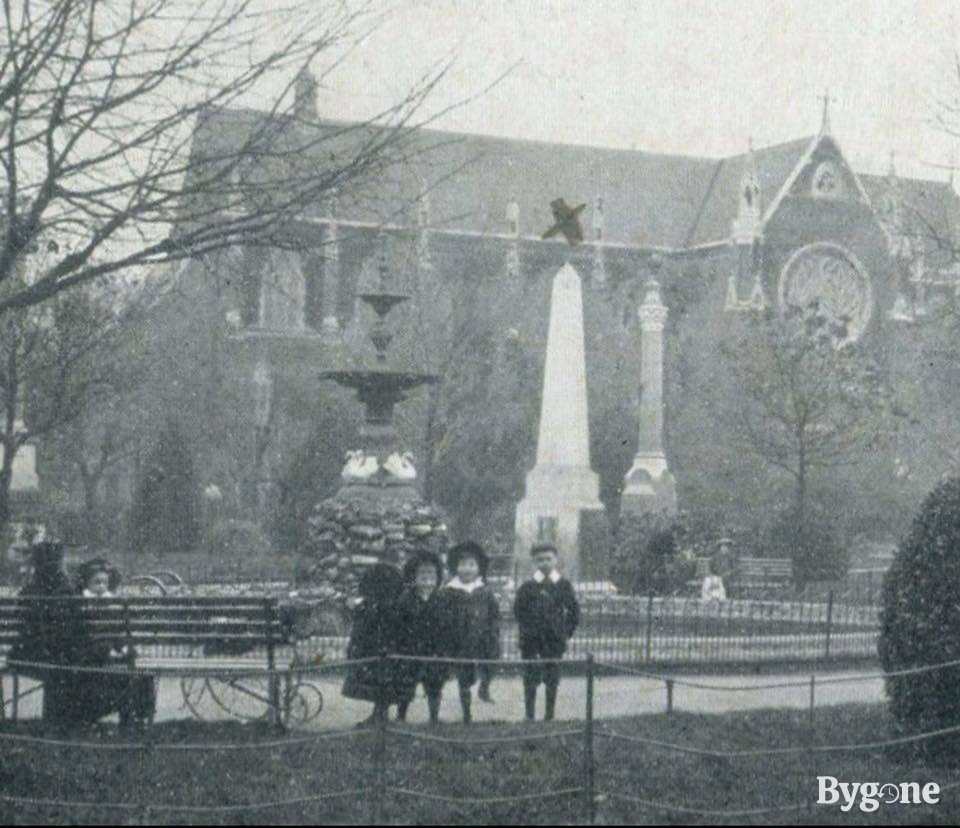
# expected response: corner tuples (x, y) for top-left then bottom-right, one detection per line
(513, 542), (580, 721)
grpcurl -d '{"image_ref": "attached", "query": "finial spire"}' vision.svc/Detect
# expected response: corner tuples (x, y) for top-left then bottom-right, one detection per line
(732, 137), (762, 242)
(294, 66), (318, 121)
(818, 88), (835, 135)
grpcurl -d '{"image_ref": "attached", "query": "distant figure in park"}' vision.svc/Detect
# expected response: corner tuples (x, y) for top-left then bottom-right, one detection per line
(342, 562), (406, 726)
(9, 542), (155, 730)
(514, 543), (580, 721)
(701, 559), (727, 602)
(712, 537), (736, 582)
(395, 551), (447, 724)
(437, 542), (501, 724)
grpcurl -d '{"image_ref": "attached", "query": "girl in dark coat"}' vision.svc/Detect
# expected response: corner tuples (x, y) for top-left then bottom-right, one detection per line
(395, 551), (447, 724)
(436, 542), (500, 724)
(9, 543), (155, 729)
(341, 562), (406, 725)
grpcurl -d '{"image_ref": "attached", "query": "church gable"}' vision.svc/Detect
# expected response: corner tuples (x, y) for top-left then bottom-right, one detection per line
(781, 137), (869, 206)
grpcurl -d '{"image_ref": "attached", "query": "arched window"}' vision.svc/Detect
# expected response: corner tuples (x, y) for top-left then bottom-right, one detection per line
(778, 243), (873, 342)
(259, 249), (306, 331)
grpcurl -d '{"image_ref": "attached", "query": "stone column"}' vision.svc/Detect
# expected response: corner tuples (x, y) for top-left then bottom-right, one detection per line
(514, 263), (604, 580)
(622, 276), (677, 515)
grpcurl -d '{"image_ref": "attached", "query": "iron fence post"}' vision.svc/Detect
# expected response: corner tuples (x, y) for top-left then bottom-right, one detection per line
(824, 591), (834, 661)
(808, 674), (816, 729)
(584, 654), (596, 824)
(644, 594), (654, 664)
(373, 649), (388, 825)
(665, 678), (674, 715)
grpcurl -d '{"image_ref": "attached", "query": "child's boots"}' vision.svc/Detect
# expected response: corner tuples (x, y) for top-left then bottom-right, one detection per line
(544, 682), (558, 721)
(427, 694), (442, 726)
(523, 682), (537, 721)
(459, 689), (472, 724)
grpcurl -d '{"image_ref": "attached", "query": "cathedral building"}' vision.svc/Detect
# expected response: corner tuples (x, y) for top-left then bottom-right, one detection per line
(49, 80), (960, 555)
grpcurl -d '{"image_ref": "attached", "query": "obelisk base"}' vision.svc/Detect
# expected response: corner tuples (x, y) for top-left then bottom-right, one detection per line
(621, 452), (677, 516)
(514, 465), (604, 582)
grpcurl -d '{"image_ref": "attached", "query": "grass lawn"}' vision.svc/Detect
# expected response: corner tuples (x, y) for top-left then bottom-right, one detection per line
(2, 703), (958, 825)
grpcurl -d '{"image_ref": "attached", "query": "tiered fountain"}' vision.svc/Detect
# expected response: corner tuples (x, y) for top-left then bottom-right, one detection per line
(299, 242), (446, 600)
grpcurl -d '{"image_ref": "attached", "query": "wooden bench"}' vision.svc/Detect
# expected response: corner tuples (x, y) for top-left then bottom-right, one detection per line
(685, 557), (713, 594)
(732, 557), (794, 596)
(0, 595), (289, 724)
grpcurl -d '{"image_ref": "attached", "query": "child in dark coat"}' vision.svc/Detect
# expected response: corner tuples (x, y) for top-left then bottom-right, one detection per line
(342, 563), (406, 725)
(513, 543), (580, 721)
(437, 542), (500, 724)
(394, 551), (446, 724)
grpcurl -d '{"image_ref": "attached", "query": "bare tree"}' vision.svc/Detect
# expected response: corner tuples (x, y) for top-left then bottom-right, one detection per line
(717, 303), (896, 530)
(0, 0), (457, 316)
(0, 248), (164, 528)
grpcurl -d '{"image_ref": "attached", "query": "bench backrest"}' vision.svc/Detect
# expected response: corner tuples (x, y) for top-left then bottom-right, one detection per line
(0, 595), (285, 653)
(736, 557), (794, 579)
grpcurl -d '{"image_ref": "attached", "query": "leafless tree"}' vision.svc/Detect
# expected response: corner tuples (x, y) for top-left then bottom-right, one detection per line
(0, 246), (167, 527)
(717, 304), (896, 530)
(0, 0), (459, 317)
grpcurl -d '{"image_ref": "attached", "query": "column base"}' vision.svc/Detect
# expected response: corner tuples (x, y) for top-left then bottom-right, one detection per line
(514, 465), (604, 582)
(621, 454), (676, 516)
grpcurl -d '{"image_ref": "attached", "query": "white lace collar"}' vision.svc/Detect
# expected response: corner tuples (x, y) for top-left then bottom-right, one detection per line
(446, 576), (485, 594)
(533, 569), (561, 584)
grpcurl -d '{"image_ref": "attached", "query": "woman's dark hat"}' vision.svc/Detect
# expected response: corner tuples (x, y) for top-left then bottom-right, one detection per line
(358, 562), (405, 603)
(402, 551), (443, 585)
(447, 541), (489, 577)
(78, 557), (121, 592)
(28, 540), (64, 568)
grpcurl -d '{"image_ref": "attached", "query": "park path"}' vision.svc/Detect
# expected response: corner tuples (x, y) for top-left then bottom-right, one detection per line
(6, 669), (887, 728)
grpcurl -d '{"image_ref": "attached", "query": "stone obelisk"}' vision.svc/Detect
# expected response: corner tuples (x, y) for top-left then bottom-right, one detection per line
(621, 274), (677, 515)
(515, 262), (604, 580)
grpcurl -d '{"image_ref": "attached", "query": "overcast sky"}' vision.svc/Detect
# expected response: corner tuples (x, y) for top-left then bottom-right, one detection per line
(307, 0), (960, 182)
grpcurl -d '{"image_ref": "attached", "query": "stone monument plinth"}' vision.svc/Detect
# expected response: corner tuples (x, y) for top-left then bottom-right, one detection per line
(514, 263), (604, 580)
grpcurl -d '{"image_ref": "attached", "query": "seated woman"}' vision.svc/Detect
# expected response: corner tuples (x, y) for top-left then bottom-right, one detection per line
(76, 557), (156, 728)
(9, 544), (155, 729)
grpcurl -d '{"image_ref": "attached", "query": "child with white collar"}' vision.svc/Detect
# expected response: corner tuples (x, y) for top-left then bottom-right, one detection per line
(438, 542), (500, 724)
(514, 543), (580, 721)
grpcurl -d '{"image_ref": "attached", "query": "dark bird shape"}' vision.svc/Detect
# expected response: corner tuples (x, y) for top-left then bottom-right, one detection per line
(542, 198), (586, 245)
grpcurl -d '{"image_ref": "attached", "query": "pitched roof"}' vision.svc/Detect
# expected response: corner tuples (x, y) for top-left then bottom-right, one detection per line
(188, 108), (958, 252)
(859, 172), (960, 259)
(685, 137), (813, 247)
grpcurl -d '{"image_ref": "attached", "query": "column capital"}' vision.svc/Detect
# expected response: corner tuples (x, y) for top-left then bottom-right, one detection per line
(638, 279), (668, 330)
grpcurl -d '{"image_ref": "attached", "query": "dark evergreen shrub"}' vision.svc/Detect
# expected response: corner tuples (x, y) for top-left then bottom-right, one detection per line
(879, 476), (960, 758)
(764, 507), (847, 588)
(130, 419), (200, 554)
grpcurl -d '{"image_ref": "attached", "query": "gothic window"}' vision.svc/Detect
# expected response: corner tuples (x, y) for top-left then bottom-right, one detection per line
(259, 248), (306, 331)
(302, 252), (324, 330)
(252, 362), (272, 430)
(778, 243), (873, 342)
(812, 161), (843, 199)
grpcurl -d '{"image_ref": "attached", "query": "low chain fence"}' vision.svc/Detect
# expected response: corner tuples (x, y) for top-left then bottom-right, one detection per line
(2, 654), (960, 824)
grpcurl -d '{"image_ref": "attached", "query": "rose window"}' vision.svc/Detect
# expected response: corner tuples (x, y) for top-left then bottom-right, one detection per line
(778, 244), (873, 342)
